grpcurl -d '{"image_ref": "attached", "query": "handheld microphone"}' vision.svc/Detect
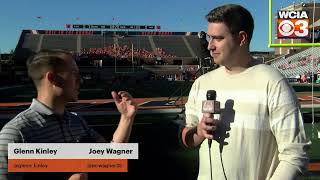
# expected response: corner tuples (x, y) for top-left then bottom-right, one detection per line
(202, 90), (220, 148)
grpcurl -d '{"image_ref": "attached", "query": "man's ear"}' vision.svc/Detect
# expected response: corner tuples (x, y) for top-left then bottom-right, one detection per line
(238, 31), (248, 47)
(47, 72), (55, 83)
(46, 72), (64, 86)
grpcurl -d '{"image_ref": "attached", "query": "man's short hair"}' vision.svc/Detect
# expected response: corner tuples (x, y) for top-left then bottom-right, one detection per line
(206, 4), (254, 44)
(26, 49), (72, 87)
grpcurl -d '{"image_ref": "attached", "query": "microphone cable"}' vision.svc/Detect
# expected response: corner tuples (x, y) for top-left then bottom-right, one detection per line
(208, 139), (228, 180)
(219, 144), (228, 180)
(208, 144), (213, 180)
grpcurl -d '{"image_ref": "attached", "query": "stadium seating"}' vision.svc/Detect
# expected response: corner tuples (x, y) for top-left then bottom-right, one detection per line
(42, 35), (77, 51)
(152, 36), (191, 57)
(118, 36), (152, 51)
(270, 47), (320, 77)
(22, 34), (41, 52)
(14, 30), (202, 65)
(81, 35), (114, 49)
(185, 36), (202, 58)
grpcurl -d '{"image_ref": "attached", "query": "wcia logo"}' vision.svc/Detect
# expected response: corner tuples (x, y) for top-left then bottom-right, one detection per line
(277, 10), (309, 38)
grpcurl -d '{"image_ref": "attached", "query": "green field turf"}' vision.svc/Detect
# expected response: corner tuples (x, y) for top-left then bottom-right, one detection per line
(0, 82), (319, 179)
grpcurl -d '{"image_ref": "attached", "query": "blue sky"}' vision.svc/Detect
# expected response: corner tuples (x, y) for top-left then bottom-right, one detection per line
(0, 0), (311, 53)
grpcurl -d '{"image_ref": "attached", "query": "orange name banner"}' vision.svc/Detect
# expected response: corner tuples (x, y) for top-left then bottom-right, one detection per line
(8, 159), (127, 172)
(308, 163), (320, 171)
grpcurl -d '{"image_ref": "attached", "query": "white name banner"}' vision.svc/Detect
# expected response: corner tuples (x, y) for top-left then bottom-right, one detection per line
(8, 143), (138, 159)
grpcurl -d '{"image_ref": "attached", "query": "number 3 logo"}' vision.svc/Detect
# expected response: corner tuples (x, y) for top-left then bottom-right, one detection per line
(277, 19), (309, 38)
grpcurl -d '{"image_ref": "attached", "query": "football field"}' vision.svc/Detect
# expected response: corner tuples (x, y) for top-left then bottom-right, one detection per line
(0, 82), (319, 179)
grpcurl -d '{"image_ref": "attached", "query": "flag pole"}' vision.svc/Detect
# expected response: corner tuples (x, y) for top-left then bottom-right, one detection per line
(36, 16), (42, 30)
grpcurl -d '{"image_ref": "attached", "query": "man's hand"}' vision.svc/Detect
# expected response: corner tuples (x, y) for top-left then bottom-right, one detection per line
(111, 91), (137, 143)
(112, 91), (137, 119)
(181, 113), (218, 148)
(68, 173), (88, 180)
(197, 113), (218, 139)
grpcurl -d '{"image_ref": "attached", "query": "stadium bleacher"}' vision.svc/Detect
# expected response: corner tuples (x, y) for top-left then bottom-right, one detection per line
(152, 36), (192, 57)
(270, 47), (320, 78)
(41, 35), (77, 51)
(14, 30), (203, 65)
